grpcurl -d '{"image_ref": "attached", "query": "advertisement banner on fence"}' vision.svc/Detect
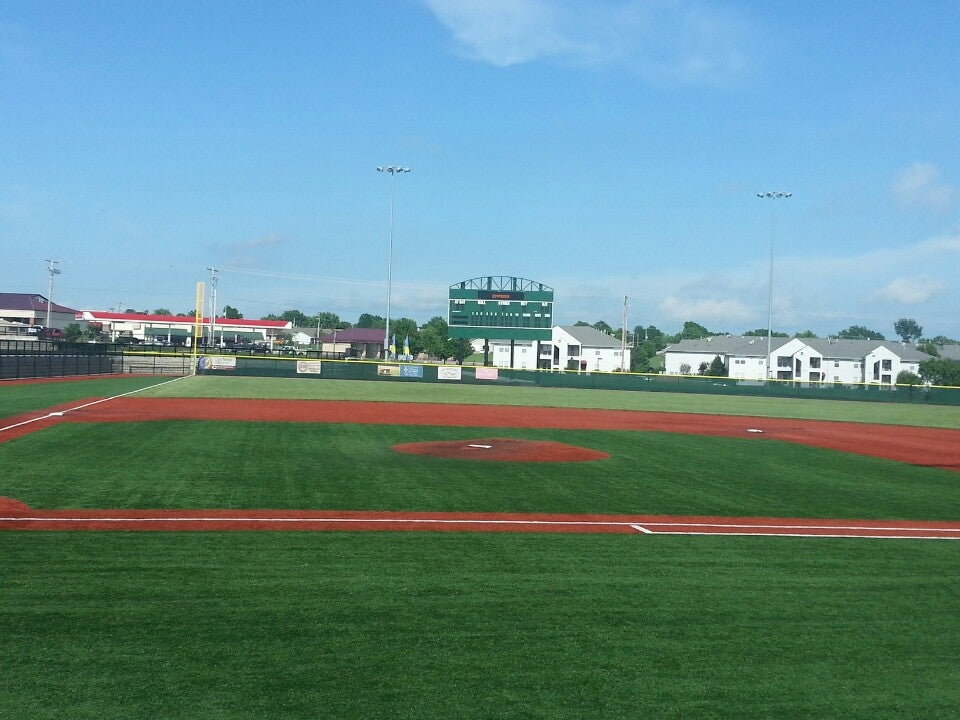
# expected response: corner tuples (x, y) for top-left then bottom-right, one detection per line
(377, 365), (400, 377)
(296, 360), (322, 375)
(476, 367), (499, 381)
(437, 366), (462, 381)
(399, 365), (424, 378)
(200, 356), (237, 371)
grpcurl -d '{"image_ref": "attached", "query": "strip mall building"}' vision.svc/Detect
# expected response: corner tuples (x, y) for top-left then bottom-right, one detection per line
(75, 311), (292, 346)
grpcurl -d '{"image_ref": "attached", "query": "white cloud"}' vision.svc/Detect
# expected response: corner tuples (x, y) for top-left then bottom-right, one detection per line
(658, 295), (753, 325)
(547, 230), (960, 336)
(874, 277), (946, 305)
(421, 0), (577, 67)
(420, 0), (753, 85)
(892, 162), (957, 212)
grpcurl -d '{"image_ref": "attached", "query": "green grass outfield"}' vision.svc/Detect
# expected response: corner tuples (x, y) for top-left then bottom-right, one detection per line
(2, 375), (960, 718)
(5, 374), (959, 427)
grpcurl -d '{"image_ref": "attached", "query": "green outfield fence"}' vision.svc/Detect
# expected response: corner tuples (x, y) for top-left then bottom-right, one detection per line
(195, 353), (960, 406)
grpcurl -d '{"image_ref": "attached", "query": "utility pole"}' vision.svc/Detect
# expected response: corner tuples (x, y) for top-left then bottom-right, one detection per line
(621, 295), (628, 372)
(44, 259), (61, 330)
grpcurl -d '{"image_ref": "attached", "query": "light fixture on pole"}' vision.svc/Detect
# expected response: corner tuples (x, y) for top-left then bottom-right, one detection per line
(376, 165), (411, 359)
(206, 267), (219, 348)
(44, 259), (61, 330)
(756, 191), (792, 380)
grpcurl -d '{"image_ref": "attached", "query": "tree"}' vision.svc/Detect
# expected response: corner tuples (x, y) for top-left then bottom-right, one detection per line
(592, 320), (613, 334)
(633, 325), (664, 344)
(919, 358), (960, 386)
(744, 328), (789, 337)
(420, 316), (454, 360)
(152, 308), (172, 316)
(263, 310), (310, 327)
(679, 363), (691, 375)
(62, 322), (84, 343)
(795, 330), (818, 338)
(894, 318), (923, 343)
(836, 325), (885, 341)
(390, 317), (421, 355)
(708, 355), (727, 377)
(918, 342), (939, 357)
(896, 370), (922, 386)
(574, 321), (591, 327)
(697, 362), (710, 375)
(356, 313), (386, 329)
(680, 321), (711, 340)
(313, 311), (344, 329)
(450, 338), (474, 364)
(223, 305), (243, 319)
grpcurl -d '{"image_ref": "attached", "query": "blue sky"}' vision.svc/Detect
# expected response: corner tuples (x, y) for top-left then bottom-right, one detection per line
(2, 0), (958, 338)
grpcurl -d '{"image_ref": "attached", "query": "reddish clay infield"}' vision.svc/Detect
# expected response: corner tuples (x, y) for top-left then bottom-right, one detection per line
(2, 396), (960, 538)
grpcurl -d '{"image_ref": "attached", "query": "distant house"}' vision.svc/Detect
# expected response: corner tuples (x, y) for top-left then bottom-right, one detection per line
(662, 336), (932, 385)
(485, 325), (630, 372)
(318, 328), (385, 359)
(0, 293), (79, 330)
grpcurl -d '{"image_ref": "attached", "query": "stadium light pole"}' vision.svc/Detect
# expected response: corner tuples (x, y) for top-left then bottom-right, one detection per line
(757, 191), (792, 379)
(44, 259), (61, 330)
(376, 165), (411, 359)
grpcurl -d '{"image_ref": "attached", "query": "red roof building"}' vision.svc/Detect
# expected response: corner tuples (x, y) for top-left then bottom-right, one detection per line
(76, 310), (292, 345)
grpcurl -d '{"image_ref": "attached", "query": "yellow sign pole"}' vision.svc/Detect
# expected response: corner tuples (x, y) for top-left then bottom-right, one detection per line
(192, 282), (205, 375)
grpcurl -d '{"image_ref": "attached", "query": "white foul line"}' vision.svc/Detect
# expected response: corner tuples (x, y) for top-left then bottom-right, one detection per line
(1, 514), (957, 539)
(0, 375), (188, 434)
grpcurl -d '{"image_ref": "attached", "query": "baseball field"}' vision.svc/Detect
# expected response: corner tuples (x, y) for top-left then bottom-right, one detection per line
(2, 374), (959, 719)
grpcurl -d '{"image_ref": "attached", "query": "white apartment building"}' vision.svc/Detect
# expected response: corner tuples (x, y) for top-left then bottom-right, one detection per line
(663, 336), (931, 385)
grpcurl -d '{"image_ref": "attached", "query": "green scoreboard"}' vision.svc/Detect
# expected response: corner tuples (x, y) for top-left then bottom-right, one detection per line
(448, 276), (554, 340)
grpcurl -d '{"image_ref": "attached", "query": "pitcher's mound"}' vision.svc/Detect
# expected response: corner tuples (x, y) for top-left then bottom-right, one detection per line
(393, 438), (609, 463)
(0, 496), (31, 513)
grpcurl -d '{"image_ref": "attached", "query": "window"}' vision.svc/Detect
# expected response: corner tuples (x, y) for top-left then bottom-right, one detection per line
(568, 345), (580, 357)
(834, 361), (840, 367)
(778, 356), (791, 367)
(809, 357), (821, 368)
(882, 359), (892, 371)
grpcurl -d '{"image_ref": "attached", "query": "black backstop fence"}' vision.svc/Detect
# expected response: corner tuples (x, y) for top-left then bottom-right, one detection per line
(0, 341), (193, 380)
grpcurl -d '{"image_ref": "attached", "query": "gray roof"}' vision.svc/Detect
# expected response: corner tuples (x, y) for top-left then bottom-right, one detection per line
(559, 325), (622, 348)
(663, 336), (791, 357)
(664, 335), (935, 361)
(935, 344), (960, 361)
(802, 338), (932, 361)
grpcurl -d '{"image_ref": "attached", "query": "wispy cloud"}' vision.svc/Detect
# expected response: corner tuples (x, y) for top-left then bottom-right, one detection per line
(551, 231), (960, 336)
(422, 0), (578, 67)
(874, 277), (946, 305)
(892, 162), (957, 212)
(420, 0), (753, 85)
(215, 233), (285, 268)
